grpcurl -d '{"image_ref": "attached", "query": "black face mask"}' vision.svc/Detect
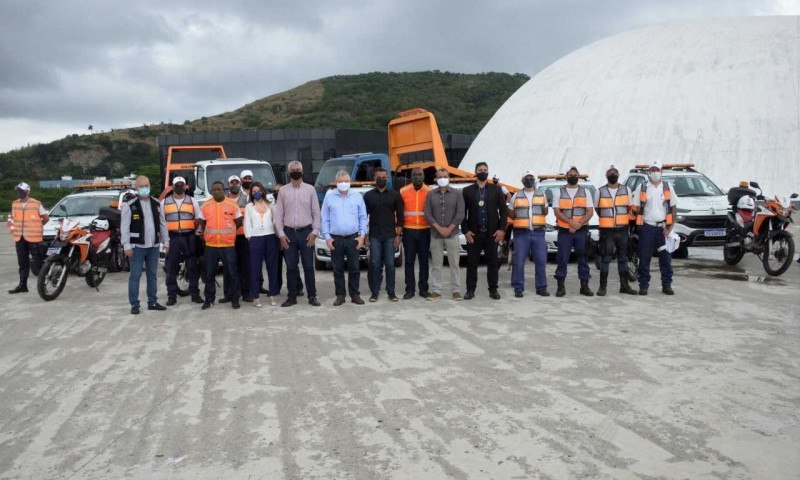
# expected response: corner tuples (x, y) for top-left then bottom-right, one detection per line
(16, 189), (28, 199)
(376, 178), (387, 188)
(229, 186), (240, 194)
(241, 181), (252, 189)
(522, 178), (535, 189)
(289, 171), (303, 181)
(212, 191), (226, 202)
(173, 185), (186, 195)
(476, 172), (489, 182)
(606, 175), (619, 184)
(411, 177), (424, 188)
(566, 175), (579, 185)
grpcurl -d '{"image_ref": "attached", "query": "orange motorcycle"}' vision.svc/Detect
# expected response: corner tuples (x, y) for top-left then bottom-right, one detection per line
(724, 181), (796, 276)
(37, 211), (114, 301)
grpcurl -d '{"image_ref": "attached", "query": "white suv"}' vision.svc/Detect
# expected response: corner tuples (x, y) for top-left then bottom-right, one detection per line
(623, 164), (729, 256)
(535, 176), (600, 254)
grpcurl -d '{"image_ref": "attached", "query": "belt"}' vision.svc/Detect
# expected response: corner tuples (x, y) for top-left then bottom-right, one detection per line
(478, 226), (489, 233)
(645, 221), (667, 227)
(331, 233), (358, 239)
(285, 225), (312, 231)
(169, 231), (195, 237)
(515, 227), (545, 232)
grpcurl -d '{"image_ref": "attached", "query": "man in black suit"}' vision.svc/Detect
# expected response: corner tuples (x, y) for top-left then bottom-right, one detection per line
(461, 162), (508, 300)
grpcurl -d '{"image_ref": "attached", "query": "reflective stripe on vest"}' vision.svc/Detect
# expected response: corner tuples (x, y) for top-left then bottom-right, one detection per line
(12, 199), (43, 242)
(201, 198), (238, 247)
(636, 183), (673, 226)
(400, 184), (430, 229)
(163, 196), (196, 232)
(597, 185), (630, 229)
(512, 190), (547, 229)
(556, 186), (587, 229)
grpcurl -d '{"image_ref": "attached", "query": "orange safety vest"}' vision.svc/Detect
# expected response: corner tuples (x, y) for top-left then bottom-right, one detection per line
(512, 190), (547, 229)
(11, 198), (44, 243)
(636, 183), (673, 226)
(201, 198), (238, 247)
(556, 186), (588, 229)
(163, 195), (197, 233)
(400, 184), (430, 229)
(597, 185), (631, 229)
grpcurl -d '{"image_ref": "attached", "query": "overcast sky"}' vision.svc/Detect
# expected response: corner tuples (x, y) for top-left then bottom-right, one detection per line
(0, 0), (796, 153)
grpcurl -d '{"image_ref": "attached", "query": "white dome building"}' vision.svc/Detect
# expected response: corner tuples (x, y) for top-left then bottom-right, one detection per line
(461, 16), (800, 196)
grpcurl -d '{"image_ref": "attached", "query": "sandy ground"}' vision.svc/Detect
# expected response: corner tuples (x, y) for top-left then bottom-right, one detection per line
(0, 222), (798, 480)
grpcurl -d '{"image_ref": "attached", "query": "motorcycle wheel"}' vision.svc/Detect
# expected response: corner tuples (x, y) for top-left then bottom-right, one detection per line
(111, 242), (126, 272)
(723, 244), (744, 266)
(85, 271), (107, 288)
(37, 255), (69, 301)
(762, 231), (795, 276)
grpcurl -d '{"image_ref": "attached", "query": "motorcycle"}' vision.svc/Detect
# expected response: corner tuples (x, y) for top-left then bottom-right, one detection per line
(37, 208), (115, 301)
(723, 181), (796, 276)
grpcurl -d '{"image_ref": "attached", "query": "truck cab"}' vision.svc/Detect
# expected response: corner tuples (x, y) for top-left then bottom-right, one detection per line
(313, 153), (393, 205)
(193, 158), (277, 204)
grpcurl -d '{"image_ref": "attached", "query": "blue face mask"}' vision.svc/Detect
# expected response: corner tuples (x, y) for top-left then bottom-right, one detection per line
(252, 191), (264, 201)
(138, 187), (150, 197)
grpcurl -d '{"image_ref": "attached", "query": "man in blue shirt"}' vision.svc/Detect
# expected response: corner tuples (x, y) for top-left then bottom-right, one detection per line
(321, 171), (368, 306)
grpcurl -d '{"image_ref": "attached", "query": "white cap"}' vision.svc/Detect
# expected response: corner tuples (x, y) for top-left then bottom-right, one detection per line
(648, 160), (662, 170)
(228, 175), (241, 184)
(522, 170), (535, 178)
(16, 182), (31, 191)
(172, 176), (186, 185)
(492, 174), (499, 180)
(606, 164), (619, 173)
(240, 169), (254, 179)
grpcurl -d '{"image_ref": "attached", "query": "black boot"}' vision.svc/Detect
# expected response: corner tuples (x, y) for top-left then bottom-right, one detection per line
(555, 277), (566, 297)
(580, 280), (594, 297)
(619, 275), (637, 295)
(597, 273), (608, 296)
(8, 282), (28, 294)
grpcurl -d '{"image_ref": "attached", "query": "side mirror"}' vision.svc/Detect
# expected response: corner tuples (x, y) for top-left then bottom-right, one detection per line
(791, 193), (798, 199)
(749, 181), (760, 189)
(59, 204), (67, 213)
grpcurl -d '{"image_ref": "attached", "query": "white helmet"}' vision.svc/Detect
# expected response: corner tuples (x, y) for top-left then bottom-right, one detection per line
(91, 218), (110, 230)
(737, 195), (755, 211)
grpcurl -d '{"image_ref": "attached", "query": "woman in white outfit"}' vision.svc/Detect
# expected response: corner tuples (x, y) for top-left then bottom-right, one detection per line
(244, 182), (280, 307)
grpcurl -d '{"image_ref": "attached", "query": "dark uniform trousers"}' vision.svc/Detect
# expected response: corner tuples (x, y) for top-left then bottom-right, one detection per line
(165, 232), (199, 298)
(599, 227), (630, 275)
(466, 230), (499, 293)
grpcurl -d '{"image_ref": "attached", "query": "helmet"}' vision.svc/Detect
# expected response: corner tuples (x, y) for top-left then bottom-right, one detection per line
(737, 195), (755, 211)
(91, 218), (110, 230)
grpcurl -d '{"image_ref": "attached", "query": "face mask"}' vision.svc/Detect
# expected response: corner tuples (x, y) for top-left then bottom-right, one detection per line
(649, 172), (661, 182)
(252, 191), (264, 201)
(173, 185), (186, 195)
(375, 178), (387, 188)
(522, 178), (535, 189)
(241, 181), (253, 189)
(337, 182), (351, 192)
(436, 178), (449, 188)
(606, 175), (619, 184)
(212, 191), (226, 202)
(16, 189), (28, 199)
(476, 172), (489, 182)
(229, 186), (240, 194)
(493, 178), (499, 185)
(566, 176), (579, 186)
(411, 177), (424, 187)
(138, 187), (150, 197)
(289, 171), (303, 181)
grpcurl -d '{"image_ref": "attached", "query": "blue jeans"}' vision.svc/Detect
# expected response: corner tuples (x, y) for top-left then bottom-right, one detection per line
(283, 226), (316, 299)
(249, 234), (279, 299)
(637, 223), (673, 288)
(511, 229), (547, 292)
(204, 246), (239, 303)
(402, 228), (430, 295)
(369, 237), (395, 296)
(555, 229), (590, 281)
(128, 246), (160, 308)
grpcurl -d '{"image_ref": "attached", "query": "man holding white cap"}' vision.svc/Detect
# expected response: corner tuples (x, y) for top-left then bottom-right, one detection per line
(594, 164), (637, 296)
(9, 182), (48, 294)
(632, 160), (678, 295)
(160, 176), (203, 306)
(509, 171), (549, 297)
(240, 170), (254, 199)
(220, 174), (251, 303)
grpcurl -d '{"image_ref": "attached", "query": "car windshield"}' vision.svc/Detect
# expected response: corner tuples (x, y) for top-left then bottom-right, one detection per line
(206, 164), (276, 192)
(539, 184), (597, 206)
(314, 159), (355, 190)
(50, 195), (116, 217)
(664, 175), (724, 197)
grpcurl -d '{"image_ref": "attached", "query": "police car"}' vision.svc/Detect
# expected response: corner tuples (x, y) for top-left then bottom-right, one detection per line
(535, 174), (600, 254)
(43, 183), (131, 243)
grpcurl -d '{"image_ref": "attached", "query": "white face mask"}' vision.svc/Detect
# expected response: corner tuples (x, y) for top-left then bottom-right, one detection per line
(649, 172), (662, 182)
(337, 182), (351, 192)
(436, 178), (449, 188)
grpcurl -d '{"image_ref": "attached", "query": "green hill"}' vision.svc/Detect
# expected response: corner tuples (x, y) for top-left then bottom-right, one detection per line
(0, 71), (528, 207)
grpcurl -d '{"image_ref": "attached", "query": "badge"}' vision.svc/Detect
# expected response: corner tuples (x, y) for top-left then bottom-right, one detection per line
(478, 200), (484, 207)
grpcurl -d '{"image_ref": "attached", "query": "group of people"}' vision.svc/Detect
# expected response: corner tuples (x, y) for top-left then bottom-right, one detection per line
(8, 158), (678, 312)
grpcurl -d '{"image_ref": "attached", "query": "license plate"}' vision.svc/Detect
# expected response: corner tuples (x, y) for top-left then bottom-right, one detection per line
(47, 247), (61, 255)
(704, 228), (726, 237)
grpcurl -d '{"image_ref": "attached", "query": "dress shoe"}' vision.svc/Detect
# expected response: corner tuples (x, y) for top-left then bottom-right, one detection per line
(388, 294), (399, 302)
(218, 297), (231, 304)
(166, 297), (177, 306)
(281, 298), (297, 308)
(308, 297), (321, 307)
(420, 291), (430, 298)
(638, 287), (648, 296)
(148, 303), (167, 311)
(259, 286), (269, 295)
(351, 295), (365, 305)
(662, 285), (675, 295)
(333, 296), (346, 306)
(463, 291), (475, 300)
(191, 295), (205, 304)
(8, 284), (28, 294)
(514, 290), (524, 298)
(131, 306), (140, 315)
(369, 294), (378, 303)
(536, 289), (550, 297)
(489, 290), (501, 300)
(201, 301), (213, 310)
(231, 299), (240, 309)
(403, 292), (415, 300)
